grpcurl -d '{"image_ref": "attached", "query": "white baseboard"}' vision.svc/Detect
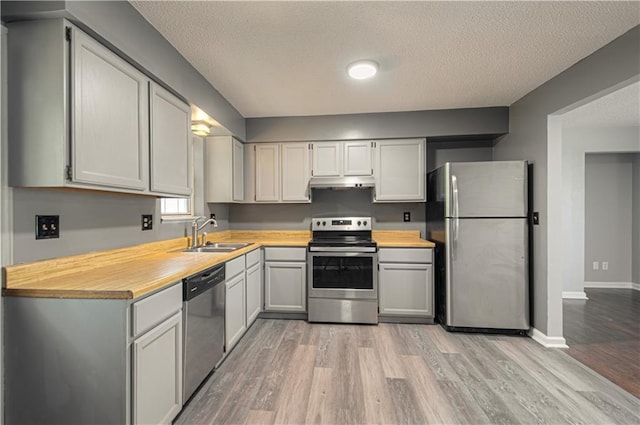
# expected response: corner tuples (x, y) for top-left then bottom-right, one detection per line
(562, 291), (588, 300)
(529, 328), (568, 348)
(584, 281), (638, 290)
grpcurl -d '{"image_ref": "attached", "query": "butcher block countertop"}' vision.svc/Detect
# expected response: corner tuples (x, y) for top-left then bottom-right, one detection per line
(373, 230), (435, 248)
(3, 230), (433, 300)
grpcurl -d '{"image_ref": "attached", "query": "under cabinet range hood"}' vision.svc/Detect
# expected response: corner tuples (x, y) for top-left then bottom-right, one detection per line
(308, 175), (375, 190)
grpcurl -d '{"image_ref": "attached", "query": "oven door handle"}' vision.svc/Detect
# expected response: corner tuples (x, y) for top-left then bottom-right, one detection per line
(308, 246), (377, 253)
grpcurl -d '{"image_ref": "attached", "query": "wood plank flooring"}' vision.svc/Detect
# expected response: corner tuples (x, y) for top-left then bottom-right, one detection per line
(563, 288), (640, 398)
(175, 319), (640, 425)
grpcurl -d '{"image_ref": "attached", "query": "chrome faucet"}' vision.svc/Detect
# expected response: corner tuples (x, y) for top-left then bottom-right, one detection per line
(190, 216), (218, 248)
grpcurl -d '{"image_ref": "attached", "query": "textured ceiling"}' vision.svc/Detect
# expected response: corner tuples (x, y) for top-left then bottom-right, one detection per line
(130, 1), (640, 118)
(563, 81), (640, 129)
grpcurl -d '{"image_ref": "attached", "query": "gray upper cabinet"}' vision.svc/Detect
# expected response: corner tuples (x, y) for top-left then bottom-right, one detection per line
(8, 19), (190, 197)
(254, 144), (280, 202)
(373, 138), (426, 202)
(205, 136), (245, 202)
(245, 142), (310, 203)
(343, 141), (373, 176)
(72, 27), (149, 191)
(150, 82), (191, 196)
(311, 141), (373, 177)
(281, 143), (310, 201)
(311, 142), (341, 177)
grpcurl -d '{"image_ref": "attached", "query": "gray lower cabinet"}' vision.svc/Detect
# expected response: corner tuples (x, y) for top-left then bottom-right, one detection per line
(378, 248), (434, 320)
(132, 311), (183, 425)
(245, 249), (262, 326)
(4, 282), (183, 425)
(264, 247), (306, 312)
(225, 256), (247, 352)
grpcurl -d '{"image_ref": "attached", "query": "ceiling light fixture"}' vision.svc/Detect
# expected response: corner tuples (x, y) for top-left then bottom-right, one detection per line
(347, 60), (379, 80)
(191, 121), (211, 136)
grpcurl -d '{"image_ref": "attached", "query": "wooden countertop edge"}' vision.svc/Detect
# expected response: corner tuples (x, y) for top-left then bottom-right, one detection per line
(4, 230), (434, 299)
(1, 288), (133, 299)
(377, 241), (435, 247)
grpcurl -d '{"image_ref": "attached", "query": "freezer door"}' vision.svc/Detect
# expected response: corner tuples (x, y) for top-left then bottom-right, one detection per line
(445, 217), (529, 330)
(446, 161), (527, 218)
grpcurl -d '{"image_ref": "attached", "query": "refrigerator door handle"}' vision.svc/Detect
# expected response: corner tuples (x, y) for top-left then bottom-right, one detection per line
(451, 174), (459, 258)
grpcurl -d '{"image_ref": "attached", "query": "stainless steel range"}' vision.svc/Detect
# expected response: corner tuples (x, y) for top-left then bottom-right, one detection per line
(307, 217), (378, 324)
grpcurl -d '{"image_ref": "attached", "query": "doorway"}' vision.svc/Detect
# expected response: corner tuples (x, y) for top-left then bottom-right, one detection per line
(549, 81), (640, 396)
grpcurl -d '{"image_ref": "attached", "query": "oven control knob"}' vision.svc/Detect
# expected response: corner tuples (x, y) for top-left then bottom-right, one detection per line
(357, 221), (362, 226)
(322, 221), (326, 226)
(316, 221), (320, 226)
(363, 220), (368, 226)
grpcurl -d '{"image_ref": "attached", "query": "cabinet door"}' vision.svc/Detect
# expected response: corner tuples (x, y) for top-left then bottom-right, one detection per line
(232, 138), (245, 201)
(255, 144), (280, 202)
(264, 261), (306, 312)
(246, 261), (262, 327)
(374, 139), (426, 202)
(133, 311), (183, 425)
(150, 83), (191, 196)
(71, 27), (148, 191)
(225, 273), (246, 351)
(311, 142), (341, 177)
(343, 141), (372, 176)
(244, 143), (257, 203)
(281, 143), (311, 202)
(379, 263), (433, 317)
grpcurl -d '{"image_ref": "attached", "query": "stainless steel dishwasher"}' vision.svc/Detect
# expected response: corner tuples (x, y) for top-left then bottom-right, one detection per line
(182, 263), (225, 403)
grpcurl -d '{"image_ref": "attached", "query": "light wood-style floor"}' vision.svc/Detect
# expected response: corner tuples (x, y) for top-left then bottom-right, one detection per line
(176, 319), (640, 425)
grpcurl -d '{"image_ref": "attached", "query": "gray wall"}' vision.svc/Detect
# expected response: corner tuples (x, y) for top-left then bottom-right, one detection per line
(584, 154), (634, 283)
(561, 126), (639, 296)
(2, 0), (245, 139)
(11, 189), (192, 264)
(246, 107), (508, 143)
(493, 25), (640, 336)
(228, 189), (425, 236)
(633, 155), (640, 285)
(427, 140), (493, 172)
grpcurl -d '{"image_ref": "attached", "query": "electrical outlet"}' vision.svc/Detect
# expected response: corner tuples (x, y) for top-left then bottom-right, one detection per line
(36, 215), (60, 239)
(592, 261), (599, 270)
(141, 214), (153, 231)
(602, 261), (609, 271)
(403, 212), (411, 222)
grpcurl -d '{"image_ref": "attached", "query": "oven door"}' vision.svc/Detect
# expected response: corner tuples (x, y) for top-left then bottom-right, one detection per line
(308, 251), (378, 299)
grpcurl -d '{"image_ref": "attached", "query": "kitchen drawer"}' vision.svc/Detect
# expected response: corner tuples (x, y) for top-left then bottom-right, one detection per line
(245, 248), (261, 268)
(226, 255), (245, 279)
(264, 247), (306, 262)
(132, 282), (182, 338)
(378, 248), (432, 264)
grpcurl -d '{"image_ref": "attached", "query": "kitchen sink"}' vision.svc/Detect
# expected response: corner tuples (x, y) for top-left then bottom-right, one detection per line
(181, 242), (253, 253)
(203, 242), (253, 249)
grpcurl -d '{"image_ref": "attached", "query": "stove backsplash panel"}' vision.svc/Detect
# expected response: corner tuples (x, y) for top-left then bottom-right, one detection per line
(228, 189), (425, 237)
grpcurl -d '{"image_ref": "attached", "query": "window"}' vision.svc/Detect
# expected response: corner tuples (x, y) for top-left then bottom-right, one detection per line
(160, 197), (192, 216)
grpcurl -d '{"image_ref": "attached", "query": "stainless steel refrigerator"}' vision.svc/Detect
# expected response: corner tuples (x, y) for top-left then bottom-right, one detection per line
(426, 161), (530, 333)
